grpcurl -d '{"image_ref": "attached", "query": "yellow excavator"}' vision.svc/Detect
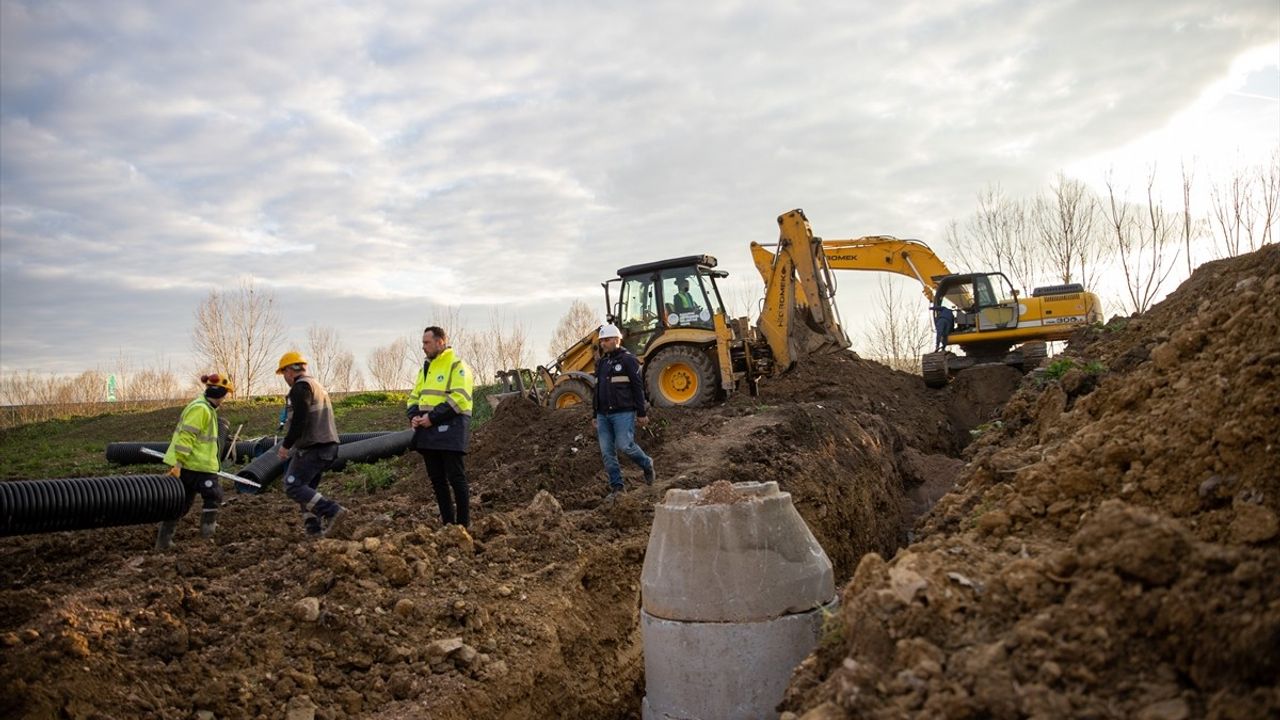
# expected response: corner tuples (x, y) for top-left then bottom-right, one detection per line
(492, 209), (850, 409)
(750, 235), (1104, 387)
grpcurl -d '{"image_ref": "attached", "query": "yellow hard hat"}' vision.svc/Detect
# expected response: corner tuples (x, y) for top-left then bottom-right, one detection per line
(276, 351), (308, 374)
(202, 373), (235, 394)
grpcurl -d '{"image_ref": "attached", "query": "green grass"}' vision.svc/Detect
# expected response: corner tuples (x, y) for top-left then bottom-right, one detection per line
(1038, 357), (1108, 386)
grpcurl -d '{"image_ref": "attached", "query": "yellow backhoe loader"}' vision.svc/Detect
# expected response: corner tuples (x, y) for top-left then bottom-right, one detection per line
(492, 209), (850, 409)
(750, 235), (1104, 386)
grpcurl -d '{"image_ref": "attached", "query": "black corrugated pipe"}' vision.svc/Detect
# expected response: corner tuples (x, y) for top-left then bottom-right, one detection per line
(236, 440), (287, 491)
(109, 432), (394, 466)
(105, 440), (261, 465)
(338, 432), (395, 444)
(0, 475), (187, 537)
(330, 430), (413, 471)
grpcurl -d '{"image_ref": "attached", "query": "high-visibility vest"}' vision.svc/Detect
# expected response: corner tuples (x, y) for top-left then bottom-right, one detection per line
(407, 347), (474, 417)
(163, 396), (220, 472)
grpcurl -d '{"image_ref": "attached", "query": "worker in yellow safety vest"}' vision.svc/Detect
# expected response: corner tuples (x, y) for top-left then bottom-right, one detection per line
(156, 373), (234, 550)
(407, 325), (475, 528)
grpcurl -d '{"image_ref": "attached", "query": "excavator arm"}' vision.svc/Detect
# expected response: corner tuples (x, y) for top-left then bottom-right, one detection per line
(816, 237), (954, 302)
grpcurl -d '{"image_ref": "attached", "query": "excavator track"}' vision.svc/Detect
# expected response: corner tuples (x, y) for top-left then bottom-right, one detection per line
(921, 352), (950, 388)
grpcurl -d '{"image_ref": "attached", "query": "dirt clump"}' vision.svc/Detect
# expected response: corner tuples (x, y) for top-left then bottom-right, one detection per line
(783, 245), (1280, 719)
(697, 479), (745, 505)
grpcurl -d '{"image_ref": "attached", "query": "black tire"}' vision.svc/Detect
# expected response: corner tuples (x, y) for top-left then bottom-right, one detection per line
(548, 379), (592, 410)
(645, 346), (719, 408)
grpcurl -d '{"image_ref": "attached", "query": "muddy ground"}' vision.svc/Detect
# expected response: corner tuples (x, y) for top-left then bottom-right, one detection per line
(783, 245), (1280, 720)
(2, 245), (1275, 720)
(1, 342), (986, 718)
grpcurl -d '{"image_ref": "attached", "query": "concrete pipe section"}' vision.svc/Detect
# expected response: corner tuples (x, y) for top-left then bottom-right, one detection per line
(640, 480), (836, 720)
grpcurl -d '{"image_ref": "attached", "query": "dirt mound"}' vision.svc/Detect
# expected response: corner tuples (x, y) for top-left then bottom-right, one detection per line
(784, 245), (1280, 719)
(1, 349), (983, 719)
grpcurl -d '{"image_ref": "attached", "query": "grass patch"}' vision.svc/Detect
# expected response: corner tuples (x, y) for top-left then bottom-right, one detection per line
(969, 420), (1004, 439)
(343, 458), (400, 494)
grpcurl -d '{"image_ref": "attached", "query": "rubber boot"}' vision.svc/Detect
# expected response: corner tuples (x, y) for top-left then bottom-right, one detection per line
(200, 509), (219, 539)
(155, 521), (177, 550)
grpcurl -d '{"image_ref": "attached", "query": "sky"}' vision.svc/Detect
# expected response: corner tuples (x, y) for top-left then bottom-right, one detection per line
(2, 0), (1278, 387)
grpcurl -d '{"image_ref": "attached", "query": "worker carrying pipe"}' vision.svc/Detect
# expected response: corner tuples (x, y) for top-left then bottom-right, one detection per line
(156, 372), (235, 550)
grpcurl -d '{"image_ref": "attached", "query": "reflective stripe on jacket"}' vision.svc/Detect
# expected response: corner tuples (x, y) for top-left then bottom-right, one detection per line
(163, 396), (220, 472)
(407, 347), (474, 452)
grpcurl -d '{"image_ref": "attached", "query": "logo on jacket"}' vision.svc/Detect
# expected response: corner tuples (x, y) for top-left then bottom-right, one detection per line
(614, 364), (622, 371)
(437, 375), (445, 382)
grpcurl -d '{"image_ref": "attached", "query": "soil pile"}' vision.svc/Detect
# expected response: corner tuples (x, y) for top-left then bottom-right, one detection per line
(783, 245), (1280, 719)
(1, 342), (982, 718)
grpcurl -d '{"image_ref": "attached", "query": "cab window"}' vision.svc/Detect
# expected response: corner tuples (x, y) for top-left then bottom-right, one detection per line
(618, 276), (659, 355)
(660, 270), (713, 329)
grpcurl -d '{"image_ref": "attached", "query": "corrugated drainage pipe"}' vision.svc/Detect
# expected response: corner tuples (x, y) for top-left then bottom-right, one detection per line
(0, 475), (187, 537)
(236, 441), (287, 491)
(330, 430), (413, 471)
(235, 432), (408, 492)
(106, 440), (261, 465)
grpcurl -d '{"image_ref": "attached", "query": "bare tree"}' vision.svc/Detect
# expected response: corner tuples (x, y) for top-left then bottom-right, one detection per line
(1033, 172), (1109, 289)
(547, 299), (601, 357)
(1209, 167), (1254, 258)
(327, 351), (362, 393)
(863, 277), (931, 373)
(946, 184), (1041, 293)
(1259, 148), (1280, 249)
(192, 277), (286, 396)
(1104, 168), (1181, 314)
(366, 336), (414, 391)
(304, 325), (346, 390)
(458, 310), (529, 384)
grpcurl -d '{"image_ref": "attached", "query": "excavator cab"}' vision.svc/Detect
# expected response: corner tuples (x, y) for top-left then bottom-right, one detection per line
(934, 272), (1019, 335)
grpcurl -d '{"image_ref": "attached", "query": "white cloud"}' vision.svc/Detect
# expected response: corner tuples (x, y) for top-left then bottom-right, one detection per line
(2, 0), (1277, 375)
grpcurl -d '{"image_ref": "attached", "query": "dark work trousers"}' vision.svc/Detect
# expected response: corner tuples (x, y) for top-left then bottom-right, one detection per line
(420, 450), (469, 528)
(283, 443), (341, 533)
(179, 469), (223, 517)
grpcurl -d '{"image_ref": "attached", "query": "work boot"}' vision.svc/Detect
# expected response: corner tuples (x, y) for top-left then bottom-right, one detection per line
(155, 521), (177, 551)
(603, 490), (621, 506)
(200, 509), (218, 539)
(322, 507), (350, 539)
(303, 512), (322, 539)
(643, 462), (656, 486)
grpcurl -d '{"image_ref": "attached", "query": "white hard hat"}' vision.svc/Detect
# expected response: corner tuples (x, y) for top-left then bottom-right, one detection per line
(598, 323), (622, 339)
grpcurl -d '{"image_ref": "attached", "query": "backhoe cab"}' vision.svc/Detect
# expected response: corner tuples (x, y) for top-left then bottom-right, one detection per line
(490, 256), (739, 410)
(606, 255), (734, 407)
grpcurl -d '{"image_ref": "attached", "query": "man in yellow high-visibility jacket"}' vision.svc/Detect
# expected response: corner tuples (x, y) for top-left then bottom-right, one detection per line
(407, 325), (474, 528)
(157, 373), (234, 550)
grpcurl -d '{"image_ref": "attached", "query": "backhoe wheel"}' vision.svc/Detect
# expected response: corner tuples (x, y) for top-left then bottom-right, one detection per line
(1019, 341), (1048, 371)
(548, 379), (592, 409)
(922, 352), (949, 389)
(646, 346), (718, 408)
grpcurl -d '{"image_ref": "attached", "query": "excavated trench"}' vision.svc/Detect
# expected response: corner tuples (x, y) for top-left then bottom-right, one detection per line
(0, 353), (1010, 720)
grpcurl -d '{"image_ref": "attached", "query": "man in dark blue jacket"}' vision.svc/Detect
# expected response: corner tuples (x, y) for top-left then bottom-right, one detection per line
(592, 323), (655, 500)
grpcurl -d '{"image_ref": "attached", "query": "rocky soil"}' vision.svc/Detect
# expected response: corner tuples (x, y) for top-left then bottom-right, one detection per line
(782, 245), (1280, 720)
(1, 346), (987, 719)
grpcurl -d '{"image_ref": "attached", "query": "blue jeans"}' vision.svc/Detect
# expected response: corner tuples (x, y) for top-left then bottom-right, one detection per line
(596, 411), (653, 491)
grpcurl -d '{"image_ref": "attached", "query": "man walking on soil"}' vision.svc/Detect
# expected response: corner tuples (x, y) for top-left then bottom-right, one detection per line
(275, 351), (349, 538)
(408, 326), (475, 528)
(593, 323), (655, 501)
(156, 372), (234, 550)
